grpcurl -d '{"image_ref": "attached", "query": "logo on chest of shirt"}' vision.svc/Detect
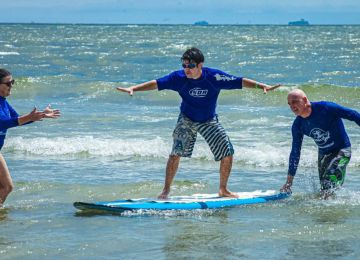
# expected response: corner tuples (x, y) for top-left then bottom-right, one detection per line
(310, 128), (330, 146)
(214, 73), (236, 81)
(189, 88), (208, 98)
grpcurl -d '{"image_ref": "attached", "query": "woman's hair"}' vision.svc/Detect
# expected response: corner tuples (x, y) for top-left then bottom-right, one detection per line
(181, 47), (205, 64)
(0, 68), (11, 82)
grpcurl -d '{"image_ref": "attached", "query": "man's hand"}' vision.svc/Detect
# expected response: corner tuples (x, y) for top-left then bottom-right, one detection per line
(263, 84), (281, 94)
(280, 182), (292, 193)
(280, 175), (294, 193)
(116, 86), (134, 96)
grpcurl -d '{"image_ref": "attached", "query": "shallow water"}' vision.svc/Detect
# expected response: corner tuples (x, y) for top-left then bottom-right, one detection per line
(0, 24), (359, 259)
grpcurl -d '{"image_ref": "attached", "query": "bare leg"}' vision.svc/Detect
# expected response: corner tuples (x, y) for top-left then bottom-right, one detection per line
(158, 155), (180, 199)
(218, 155), (238, 198)
(0, 154), (13, 205)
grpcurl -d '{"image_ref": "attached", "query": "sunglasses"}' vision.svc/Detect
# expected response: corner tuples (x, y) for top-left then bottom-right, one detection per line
(182, 63), (197, 69)
(1, 79), (15, 87)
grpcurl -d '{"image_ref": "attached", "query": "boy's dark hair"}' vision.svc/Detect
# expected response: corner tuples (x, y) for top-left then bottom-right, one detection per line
(0, 68), (11, 82)
(181, 47), (204, 64)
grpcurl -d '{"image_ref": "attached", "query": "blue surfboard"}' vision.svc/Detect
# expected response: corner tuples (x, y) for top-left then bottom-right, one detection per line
(74, 190), (290, 213)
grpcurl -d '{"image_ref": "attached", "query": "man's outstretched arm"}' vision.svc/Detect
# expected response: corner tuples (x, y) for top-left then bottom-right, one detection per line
(117, 80), (158, 96)
(242, 78), (281, 94)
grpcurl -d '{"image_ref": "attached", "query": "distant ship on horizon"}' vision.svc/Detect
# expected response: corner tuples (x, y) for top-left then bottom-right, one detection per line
(194, 21), (209, 26)
(288, 19), (310, 26)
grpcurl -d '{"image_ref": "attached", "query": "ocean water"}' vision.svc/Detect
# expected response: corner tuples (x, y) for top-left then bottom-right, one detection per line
(0, 24), (359, 259)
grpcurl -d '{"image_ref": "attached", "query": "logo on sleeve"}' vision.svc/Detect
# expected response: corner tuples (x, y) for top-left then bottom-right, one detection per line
(189, 88), (208, 97)
(214, 73), (236, 81)
(310, 128), (330, 146)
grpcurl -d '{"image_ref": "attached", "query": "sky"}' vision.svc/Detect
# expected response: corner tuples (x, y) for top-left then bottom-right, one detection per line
(1, 0), (360, 24)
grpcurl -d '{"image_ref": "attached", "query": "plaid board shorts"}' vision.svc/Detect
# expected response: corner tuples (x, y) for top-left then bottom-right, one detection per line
(318, 147), (351, 190)
(170, 113), (234, 161)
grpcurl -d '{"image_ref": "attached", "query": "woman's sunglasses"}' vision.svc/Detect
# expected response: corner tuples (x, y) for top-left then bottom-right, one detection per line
(1, 79), (15, 87)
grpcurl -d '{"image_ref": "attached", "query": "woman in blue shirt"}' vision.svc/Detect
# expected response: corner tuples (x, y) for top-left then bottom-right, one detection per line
(0, 68), (60, 205)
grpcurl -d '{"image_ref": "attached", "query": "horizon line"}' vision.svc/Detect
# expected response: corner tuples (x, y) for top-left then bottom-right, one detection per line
(0, 22), (359, 26)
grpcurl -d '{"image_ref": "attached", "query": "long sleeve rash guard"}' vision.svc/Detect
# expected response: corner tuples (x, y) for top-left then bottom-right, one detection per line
(156, 67), (242, 123)
(288, 101), (360, 176)
(0, 97), (19, 149)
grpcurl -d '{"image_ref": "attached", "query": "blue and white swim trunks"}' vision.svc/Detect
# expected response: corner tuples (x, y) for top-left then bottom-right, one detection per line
(171, 113), (234, 161)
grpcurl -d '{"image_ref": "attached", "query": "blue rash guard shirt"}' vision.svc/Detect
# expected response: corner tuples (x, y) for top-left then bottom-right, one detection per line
(0, 97), (19, 150)
(156, 67), (243, 122)
(288, 101), (360, 176)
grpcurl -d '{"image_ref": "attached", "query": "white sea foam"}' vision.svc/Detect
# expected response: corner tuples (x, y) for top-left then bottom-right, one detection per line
(322, 71), (353, 76)
(265, 73), (285, 79)
(0, 51), (20, 55)
(165, 43), (188, 50)
(5, 136), (170, 157)
(26, 77), (42, 83)
(5, 136), (359, 168)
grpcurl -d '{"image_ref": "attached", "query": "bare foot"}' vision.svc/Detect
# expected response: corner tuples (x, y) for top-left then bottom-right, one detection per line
(157, 190), (170, 200)
(219, 189), (239, 198)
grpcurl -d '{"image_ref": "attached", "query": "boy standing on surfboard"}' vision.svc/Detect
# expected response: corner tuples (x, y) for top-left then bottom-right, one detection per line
(117, 47), (279, 199)
(281, 89), (360, 198)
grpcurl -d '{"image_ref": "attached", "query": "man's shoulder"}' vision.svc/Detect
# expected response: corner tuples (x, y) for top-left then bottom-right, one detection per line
(312, 101), (340, 112)
(203, 67), (239, 82)
(292, 116), (304, 129)
(203, 67), (228, 76)
(312, 100), (337, 107)
(168, 69), (187, 78)
(156, 69), (187, 91)
(293, 116), (302, 124)
(158, 70), (186, 82)
(203, 67), (224, 73)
